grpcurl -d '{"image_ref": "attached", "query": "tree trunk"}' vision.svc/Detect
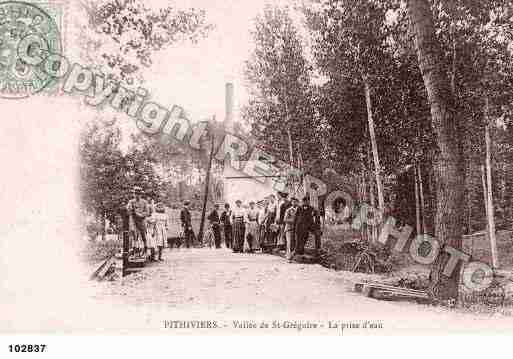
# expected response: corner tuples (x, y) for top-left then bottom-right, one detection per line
(361, 168), (368, 242)
(369, 169), (378, 243)
(414, 166), (421, 236)
(101, 211), (106, 241)
(484, 98), (499, 268)
(481, 165), (489, 236)
(408, 0), (466, 301)
(363, 77), (385, 219)
(418, 163), (426, 234)
(178, 181), (186, 203)
(465, 155), (474, 235)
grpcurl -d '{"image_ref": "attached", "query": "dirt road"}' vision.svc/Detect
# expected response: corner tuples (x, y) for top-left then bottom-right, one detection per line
(76, 248), (513, 335)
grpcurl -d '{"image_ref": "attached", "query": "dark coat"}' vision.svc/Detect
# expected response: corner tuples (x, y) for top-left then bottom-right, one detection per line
(180, 207), (192, 228)
(295, 204), (316, 232)
(208, 210), (220, 224)
(278, 201), (292, 224)
(220, 210), (232, 226)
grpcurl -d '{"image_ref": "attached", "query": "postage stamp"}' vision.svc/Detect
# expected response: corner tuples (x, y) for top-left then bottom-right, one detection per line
(0, 1), (62, 99)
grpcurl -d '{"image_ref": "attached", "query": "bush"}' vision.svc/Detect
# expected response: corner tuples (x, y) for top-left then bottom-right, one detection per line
(319, 228), (362, 271)
(85, 221), (102, 240)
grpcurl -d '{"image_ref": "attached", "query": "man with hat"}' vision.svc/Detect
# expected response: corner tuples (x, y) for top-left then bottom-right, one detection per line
(180, 201), (194, 248)
(126, 187), (150, 257)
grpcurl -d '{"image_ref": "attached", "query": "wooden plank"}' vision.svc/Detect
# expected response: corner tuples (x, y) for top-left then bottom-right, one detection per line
(363, 285), (429, 301)
(127, 258), (146, 269)
(368, 283), (427, 295)
(363, 285), (428, 299)
(362, 281), (427, 293)
(370, 288), (428, 301)
(355, 282), (429, 298)
(96, 257), (116, 280)
(90, 256), (114, 280)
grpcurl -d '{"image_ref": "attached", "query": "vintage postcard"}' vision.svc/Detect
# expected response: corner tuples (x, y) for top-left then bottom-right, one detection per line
(2, 0), (513, 345)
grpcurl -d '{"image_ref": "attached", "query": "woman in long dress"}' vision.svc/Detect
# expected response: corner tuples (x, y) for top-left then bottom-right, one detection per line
(152, 202), (168, 261)
(145, 198), (157, 261)
(245, 201), (260, 252)
(231, 200), (246, 253)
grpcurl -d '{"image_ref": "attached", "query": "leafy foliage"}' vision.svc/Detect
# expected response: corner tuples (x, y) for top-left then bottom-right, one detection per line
(242, 5), (323, 174)
(79, 121), (161, 229)
(78, 0), (213, 85)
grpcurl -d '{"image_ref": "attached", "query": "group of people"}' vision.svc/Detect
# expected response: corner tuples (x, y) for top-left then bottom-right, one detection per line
(125, 187), (323, 262)
(126, 187), (169, 261)
(201, 191), (322, 260)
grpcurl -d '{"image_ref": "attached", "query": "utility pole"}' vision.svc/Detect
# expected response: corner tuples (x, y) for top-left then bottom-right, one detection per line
(198, 119), (216, 243)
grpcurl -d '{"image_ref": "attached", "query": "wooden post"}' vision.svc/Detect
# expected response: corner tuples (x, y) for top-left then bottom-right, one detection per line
(364, 77), (385, 220)
(484, 98), (499, 268)
(198, 123), (216, 243)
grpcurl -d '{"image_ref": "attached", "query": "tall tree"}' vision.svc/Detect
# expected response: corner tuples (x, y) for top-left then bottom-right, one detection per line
(243, 5), (322, 177)
(305, 0), (407, 217)
(407, 0), (466, 301)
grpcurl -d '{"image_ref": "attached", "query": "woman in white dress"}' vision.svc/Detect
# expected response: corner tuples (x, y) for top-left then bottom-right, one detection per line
(152, 202), (168, 261)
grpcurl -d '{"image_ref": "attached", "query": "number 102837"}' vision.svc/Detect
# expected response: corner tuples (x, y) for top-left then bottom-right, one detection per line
(8, 344), (46, 353)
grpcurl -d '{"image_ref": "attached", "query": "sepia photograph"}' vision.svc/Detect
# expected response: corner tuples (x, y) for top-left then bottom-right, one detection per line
(2, 0), (513, 349)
